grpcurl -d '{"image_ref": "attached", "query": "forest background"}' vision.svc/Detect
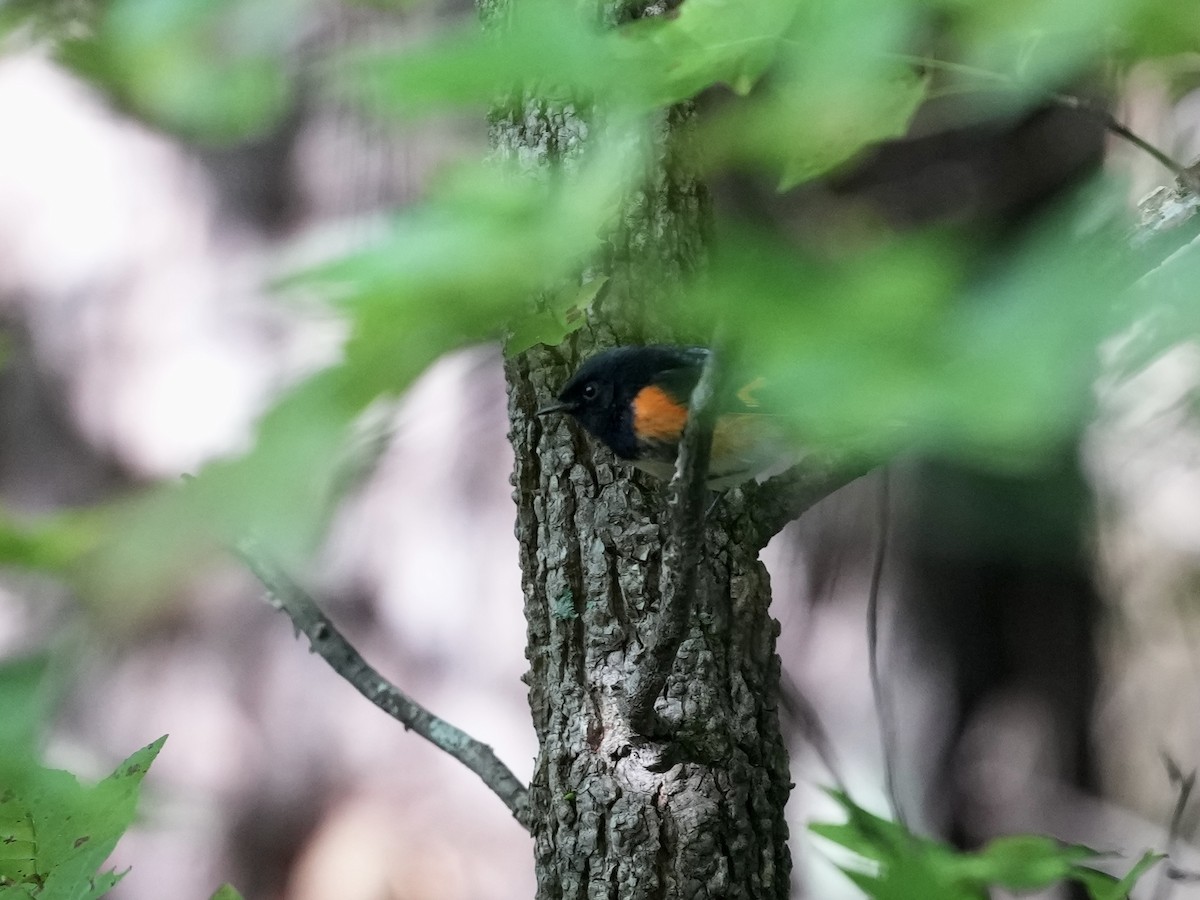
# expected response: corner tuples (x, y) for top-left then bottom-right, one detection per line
(2, 0), (1200, 897)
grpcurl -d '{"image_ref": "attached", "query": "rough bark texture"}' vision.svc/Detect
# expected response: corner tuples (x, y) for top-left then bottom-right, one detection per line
(497, 95), (792, 899)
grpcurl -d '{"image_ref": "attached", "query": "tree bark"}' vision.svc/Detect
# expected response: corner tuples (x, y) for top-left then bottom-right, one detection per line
(499, 93), (794, 899)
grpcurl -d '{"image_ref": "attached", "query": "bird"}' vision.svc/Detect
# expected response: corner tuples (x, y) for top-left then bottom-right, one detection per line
(536, 345), (788, 489)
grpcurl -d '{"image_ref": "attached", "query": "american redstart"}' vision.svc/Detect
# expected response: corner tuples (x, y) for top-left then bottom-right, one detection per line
(536, 345), (788, 488)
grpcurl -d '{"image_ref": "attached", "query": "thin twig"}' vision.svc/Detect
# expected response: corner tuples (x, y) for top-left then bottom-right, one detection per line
(236, 542), (532, 829)
(1153, 755), (1196, 900)
(865, 469), (904, 825)
(778, 667), (847, 792)
(1049, 93), (1200, 194)
(887, 52), (1199, 194)
(625, 349), (721, 736)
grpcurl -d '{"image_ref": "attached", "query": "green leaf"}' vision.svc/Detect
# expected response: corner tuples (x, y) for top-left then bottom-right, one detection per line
(507, 276), (607, 353)
(78, 377), (350, 611)
(0, 658), (52, 891)
(0, 656), (50, 761)
(620, 0), (798, 103)
(79, 139), (640, 608)
(0, 736), (166, 899)
(955, 835), (1097, 890)
(0, 797), (38, 889)
(1072, 851), (1163, 900)
(931, 0), (1148, 88)
(811, 790), (919, 861)
(208, 885), (247, 900)
(337, 0), (624, 119)
(696, 0), (926, 186)
(809, 790), (1162, 900)
(691, 176), (1140, 467)
(291, 147), (635, 396)
(59, 0), (308, 140)
(776, 66), (928, 189)
(1124, 0), (1200, 55)
(32, 736), (167, 899)
(0, 509), (99, 574)
(340, 0), (798, 119)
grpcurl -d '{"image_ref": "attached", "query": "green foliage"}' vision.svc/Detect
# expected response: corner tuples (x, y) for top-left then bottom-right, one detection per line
(0, 0), (1190, 606)
(291, 151), (636, 397)
(0, 658), (166, 899)
(0, 510), (99, 575)
(0, 0), (1195, 894)
(507, 277), (607, 354)
(812, 791), (1162, 900)
(0, 656), (52, 762)
(58, 0), (310, 141)
(208, 885), (246, 900)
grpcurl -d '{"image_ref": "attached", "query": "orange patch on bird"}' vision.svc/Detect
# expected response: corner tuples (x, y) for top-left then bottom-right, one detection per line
(633, 385), (688, 442)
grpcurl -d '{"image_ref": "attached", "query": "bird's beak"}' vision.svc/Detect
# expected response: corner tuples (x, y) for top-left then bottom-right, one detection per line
(536, 400), (574, 417)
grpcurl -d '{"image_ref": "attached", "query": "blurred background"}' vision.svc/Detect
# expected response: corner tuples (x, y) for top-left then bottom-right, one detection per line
(2, 1), (1200, 898)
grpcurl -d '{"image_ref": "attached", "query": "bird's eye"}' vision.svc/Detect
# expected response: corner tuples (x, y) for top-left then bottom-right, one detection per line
(581, 383), (599, 401)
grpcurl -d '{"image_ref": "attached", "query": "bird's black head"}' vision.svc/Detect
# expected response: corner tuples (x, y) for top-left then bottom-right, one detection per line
(537, 345), (707, 459)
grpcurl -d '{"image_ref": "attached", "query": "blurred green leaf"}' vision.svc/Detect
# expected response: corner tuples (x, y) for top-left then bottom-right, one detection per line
(811, 791), (918, 859)
(812, 791), (1158, 900)
(813, 792), (978, 899)
(77, 139), (641, 605)
(1116, 224), (1200, 376)
(59, 0), (308, 140)
(208, 886), (247, 900)
(0, 655), (49, 766)
(77, 376), (350, 609)
(699, 0), (926, 186)
(0, 791), (40, 890)
(1122, 1), (1200, 55)
(343, 0), (923, 188)
(337, 0), (623, 119)
(932, 0), (1142, 87)
(619, 0), (798, 102)
(956, 835), (1096, 889)
(0, 509), (99, 574)
(1071, 851), (1163, 900)
(507, 276), (607, 353)
(775, 66), (927, 189)
(694, 227), (961, 456)
(339, 0), (800, 119)
(294, 146), (638, 404)
(694, 178), (1140, 465)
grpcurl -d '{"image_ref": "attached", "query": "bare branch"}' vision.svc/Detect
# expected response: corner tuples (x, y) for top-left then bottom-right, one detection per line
(1049, 93), (1200, 195)
(237, 542), (531, 829)
(864, 470), (904, 826)
(747, 457), (874, 548)
(625, 348), (721, 736)
(778, 668), (847, 792)
(1153, 756), (1196, 900)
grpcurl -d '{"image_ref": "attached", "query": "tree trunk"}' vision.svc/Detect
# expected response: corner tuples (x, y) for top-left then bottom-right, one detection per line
(499, 93), (793, 898)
